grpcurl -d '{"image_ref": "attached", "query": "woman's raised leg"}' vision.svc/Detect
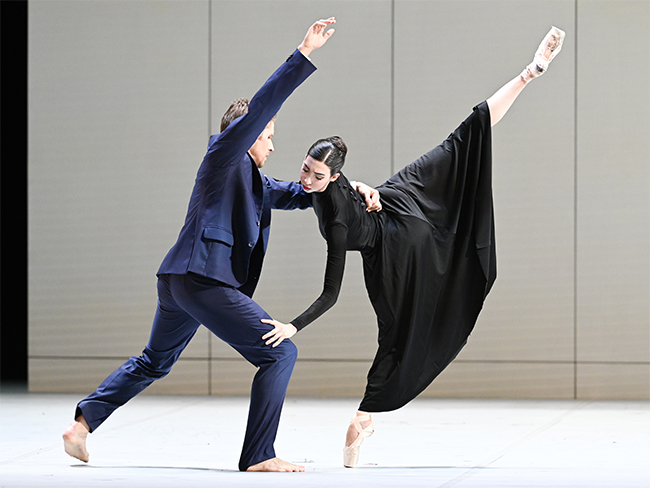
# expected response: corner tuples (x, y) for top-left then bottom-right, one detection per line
(487, 26), (565, 126)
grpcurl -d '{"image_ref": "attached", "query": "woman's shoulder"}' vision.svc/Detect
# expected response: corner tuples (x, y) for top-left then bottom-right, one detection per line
(331, 172), (358, 200)
(313, 175), (349, 224)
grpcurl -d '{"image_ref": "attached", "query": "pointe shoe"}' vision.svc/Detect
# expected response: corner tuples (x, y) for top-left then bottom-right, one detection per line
(521, 26), (566, 82)
(343, 414), (374, 468)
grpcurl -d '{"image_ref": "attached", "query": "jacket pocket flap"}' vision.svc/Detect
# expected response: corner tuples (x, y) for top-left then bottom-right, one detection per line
(203, 227), (234, 246)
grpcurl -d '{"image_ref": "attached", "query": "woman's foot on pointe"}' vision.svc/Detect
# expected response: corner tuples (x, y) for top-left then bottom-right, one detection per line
(246, 457), (305, 472)
(343, 412), (374, 468)
(62, 419), (90, 463)
(521, 26), (565, 82)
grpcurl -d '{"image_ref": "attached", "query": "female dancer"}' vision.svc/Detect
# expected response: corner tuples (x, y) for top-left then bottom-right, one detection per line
(262, 26), (565, 467)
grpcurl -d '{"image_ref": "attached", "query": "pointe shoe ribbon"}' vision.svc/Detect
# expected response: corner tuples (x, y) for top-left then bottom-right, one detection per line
(343, 414), (374, 468)
(521, 26), (566, 82)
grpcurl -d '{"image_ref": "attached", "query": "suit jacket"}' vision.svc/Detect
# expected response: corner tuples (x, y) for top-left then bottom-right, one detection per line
(158, 50), (316, 295)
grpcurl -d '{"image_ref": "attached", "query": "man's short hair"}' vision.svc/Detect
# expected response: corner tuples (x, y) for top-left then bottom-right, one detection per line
(220, 98), (250, 132)
(220, 98), (277, 133)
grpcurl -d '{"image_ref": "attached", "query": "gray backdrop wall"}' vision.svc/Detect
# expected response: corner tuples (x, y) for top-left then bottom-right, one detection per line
(28, 0), (649, 400)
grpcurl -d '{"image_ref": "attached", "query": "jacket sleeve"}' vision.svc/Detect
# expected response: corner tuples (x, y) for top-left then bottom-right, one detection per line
(264, 176), (312, 210)
(206, 50), (317, 169)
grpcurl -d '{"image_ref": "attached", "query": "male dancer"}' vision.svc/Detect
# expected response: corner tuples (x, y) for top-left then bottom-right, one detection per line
(63, 17), (377, 473)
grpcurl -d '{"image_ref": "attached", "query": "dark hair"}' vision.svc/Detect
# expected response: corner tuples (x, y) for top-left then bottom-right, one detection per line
(220, 98), (249, 132)
(220, 98), (277, 133)
(307, 136), (347, 175)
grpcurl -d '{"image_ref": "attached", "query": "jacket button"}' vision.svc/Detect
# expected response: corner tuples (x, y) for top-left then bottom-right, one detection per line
(248, 242), (254, 248)
(256, 221), (260, 226)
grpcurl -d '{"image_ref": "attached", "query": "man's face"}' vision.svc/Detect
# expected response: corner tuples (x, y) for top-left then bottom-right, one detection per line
(248, 121), (275, 168)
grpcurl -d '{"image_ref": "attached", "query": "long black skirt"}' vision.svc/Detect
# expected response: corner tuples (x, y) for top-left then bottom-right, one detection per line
(359, 101), (496, 412)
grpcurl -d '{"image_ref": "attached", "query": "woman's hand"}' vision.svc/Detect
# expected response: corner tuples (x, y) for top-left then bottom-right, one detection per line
(298, 18), (336, 58)
(351, 181), (382, 212)
(261, 319), (298, 348)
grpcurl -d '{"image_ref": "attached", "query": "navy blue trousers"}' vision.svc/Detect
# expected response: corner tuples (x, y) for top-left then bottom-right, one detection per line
(76, 273), (297, 471)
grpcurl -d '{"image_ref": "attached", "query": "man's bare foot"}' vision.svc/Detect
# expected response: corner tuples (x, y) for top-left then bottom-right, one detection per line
(62, 418), (90, 463)
(246, 457), (305, 472)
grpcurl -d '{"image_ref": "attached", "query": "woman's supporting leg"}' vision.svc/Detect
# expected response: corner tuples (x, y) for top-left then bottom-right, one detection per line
(343, 410), (374, 467)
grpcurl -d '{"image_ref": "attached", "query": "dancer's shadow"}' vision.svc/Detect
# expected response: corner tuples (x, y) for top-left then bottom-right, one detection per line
(71, 463), (496, 473)
(71, 464), (239, 472)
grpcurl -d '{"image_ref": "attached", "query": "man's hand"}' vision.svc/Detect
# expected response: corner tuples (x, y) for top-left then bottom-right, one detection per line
(351, 181), (382, 212)
(261, 319), (298, 348)
(298, 17), (336, 58)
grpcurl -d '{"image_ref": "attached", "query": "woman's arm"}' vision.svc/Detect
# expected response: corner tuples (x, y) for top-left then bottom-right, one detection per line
(262, 223), (348, 347)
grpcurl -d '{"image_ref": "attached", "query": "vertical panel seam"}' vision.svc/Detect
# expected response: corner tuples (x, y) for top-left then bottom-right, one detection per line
(390, 0), (395, 175)
(207, 0), (213, 396)
(573, 0), (578, 400)
(208, 0), (213, 139)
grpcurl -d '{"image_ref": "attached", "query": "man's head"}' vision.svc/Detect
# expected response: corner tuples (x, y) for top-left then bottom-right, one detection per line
(248, 121), (275, 168)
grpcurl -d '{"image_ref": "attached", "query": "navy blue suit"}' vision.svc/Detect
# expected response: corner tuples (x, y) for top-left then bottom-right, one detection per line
(76, 50), (316, 471)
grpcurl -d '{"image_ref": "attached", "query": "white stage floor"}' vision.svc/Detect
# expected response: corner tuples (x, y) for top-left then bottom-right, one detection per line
(0, 389), (648, 487)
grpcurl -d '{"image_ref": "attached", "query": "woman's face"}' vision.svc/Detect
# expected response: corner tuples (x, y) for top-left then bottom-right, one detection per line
(300, 155), (339, 193)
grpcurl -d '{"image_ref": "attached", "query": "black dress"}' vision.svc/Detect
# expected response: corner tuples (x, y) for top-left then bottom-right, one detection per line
(292, 101), (496, 412)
